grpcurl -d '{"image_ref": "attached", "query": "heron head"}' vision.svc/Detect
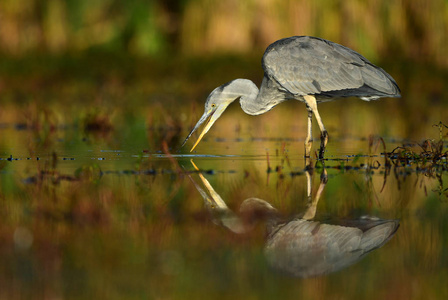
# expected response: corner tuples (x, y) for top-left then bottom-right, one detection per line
(182, 79), (257, 152)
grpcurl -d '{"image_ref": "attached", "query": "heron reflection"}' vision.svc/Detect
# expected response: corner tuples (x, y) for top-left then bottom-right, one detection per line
(187, 160), (399, 278)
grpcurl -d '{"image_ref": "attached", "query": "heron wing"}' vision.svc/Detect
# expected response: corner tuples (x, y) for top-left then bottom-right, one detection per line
(262, 36), (398, 96)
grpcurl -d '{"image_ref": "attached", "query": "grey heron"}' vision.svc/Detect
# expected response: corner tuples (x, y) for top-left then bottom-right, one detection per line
(182, 36), (401, 158)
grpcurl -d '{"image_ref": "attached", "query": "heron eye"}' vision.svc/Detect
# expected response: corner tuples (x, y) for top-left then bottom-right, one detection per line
(211, 104), (216, 107)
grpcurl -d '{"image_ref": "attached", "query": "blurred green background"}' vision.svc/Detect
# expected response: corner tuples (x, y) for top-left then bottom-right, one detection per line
(0, 0), (447, 148)
(0, 0), (446, 63)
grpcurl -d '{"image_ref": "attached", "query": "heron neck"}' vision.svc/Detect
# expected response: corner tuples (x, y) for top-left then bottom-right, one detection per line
(239, 91), (262, 115)
(240, 77), (283, 115)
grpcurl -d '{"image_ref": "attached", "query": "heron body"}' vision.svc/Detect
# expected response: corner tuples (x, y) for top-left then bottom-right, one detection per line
(182, 36), (401, 158)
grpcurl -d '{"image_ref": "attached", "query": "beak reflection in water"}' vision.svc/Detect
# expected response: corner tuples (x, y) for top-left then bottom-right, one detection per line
(181, 102), (231, 152)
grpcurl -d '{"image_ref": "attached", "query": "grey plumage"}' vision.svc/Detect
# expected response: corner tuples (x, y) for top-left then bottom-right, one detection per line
(262, 36), (400, 100)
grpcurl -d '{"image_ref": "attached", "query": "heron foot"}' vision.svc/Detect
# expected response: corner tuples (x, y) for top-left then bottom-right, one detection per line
(304, 138), (313, 158)
(318, 130), (329, 159)
(304, 145), (313, 158)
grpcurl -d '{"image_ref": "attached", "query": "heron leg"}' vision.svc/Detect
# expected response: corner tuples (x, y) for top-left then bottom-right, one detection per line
(303, 95), (328, 159)
(304, 108), (313, 157)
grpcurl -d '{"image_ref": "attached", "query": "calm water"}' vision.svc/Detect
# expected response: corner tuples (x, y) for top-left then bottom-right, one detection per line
(1, 119), (447, 299)
(0, 54), (447, 299)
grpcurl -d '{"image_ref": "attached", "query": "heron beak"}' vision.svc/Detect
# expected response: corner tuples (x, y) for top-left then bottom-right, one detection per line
(181, 103), (229, 152)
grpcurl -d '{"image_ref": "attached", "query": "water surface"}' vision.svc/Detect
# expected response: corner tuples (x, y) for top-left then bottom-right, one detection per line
(1, 120), (447, 299)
